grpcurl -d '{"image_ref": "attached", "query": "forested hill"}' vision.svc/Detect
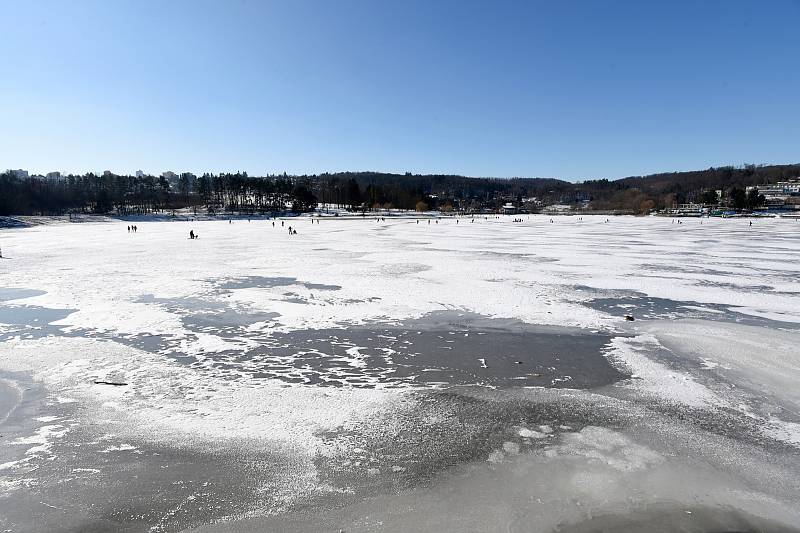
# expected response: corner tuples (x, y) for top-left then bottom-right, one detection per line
(314, 171), (567, 193)
(311, 165), (800, 211)
(311, 171), (569, 205)
(1, 164), (798, 216)
(614, 164), (800, 194)
(309, 164), (800, 202)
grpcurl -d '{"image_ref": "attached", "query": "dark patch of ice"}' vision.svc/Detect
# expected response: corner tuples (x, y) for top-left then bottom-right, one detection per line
(0, 287), (46, 302)
(182, 309), (280, 335)
(0, 305), (75, 326)
(314, 387), (624, 493)
(218, 276), (341, 291)
(194, 311), (626, 390)
(137, 293), (228, 312)
(0, 387), (291, 533)
(576, 286), (800, 329)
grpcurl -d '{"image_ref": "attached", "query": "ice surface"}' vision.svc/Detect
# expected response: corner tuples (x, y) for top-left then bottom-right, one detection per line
(194, 421), (800, 532)
(0, 336), (400, 449)
(1, 215), (799, 531)
(1, 216), (797, 339)
(641, 320), (800, 410)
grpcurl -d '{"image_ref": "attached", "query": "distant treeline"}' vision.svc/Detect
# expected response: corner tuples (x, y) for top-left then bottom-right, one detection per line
(2, 163), (798, 216)
(0, 172), (317, 216)
(601, 163), (800, 212)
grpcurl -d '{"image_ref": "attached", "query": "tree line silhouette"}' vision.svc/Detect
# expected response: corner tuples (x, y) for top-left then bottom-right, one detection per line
(1, 163), (798, 216)
(0, 172), (317, 216)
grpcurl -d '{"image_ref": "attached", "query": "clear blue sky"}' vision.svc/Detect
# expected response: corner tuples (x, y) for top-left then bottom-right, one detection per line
(2, 0), (799, 181)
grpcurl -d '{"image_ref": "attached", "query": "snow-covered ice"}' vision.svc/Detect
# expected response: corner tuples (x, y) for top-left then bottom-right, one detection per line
(1, 214), (799, 532)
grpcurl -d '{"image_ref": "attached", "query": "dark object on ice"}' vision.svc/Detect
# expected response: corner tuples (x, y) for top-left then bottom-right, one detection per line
(515, 361), (523, 364)
(94, 380), (128, 386)
(624, 314), (635, 321)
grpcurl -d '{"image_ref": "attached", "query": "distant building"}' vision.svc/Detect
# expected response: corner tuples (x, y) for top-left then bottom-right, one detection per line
(45, 171), (62, 180)
(9, 169), (29, 179)
(103, 170), (113, 177)
(135, 170), (145, 178)
(663, 203), (705, 217)
(162, 171), (177, 180)
(747, 179), (800, 207)
(542, 204), (573, 214)
(748, 180), (800, 197)
(501, 202), (517, 214)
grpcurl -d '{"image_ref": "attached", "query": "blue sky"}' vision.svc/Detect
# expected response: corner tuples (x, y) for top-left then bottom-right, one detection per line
(2, 0), (799, 180)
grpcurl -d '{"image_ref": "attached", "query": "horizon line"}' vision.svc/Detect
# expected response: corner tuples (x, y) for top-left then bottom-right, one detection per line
(6, 161), (799, 184)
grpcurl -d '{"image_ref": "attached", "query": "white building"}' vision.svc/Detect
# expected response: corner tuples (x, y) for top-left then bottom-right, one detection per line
(162, 171), (177, 180)
(747, 179), (800, 205)
(749, 179), (800, 196)
(45, 172), (62, 180)
(501, 202), (518, 214)
(9, 169), (29, 179)
(542, 204), (573, 214)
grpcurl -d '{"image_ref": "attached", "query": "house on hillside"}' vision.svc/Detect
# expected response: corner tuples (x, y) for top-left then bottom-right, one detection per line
(748, 180), (800, 208)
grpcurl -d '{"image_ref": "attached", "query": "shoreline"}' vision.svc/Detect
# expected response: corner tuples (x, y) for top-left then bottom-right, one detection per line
(2, 210), (798, 231)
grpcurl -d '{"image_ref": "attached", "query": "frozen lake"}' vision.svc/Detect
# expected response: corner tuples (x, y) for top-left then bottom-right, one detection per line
(1, 214), (800, 532)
